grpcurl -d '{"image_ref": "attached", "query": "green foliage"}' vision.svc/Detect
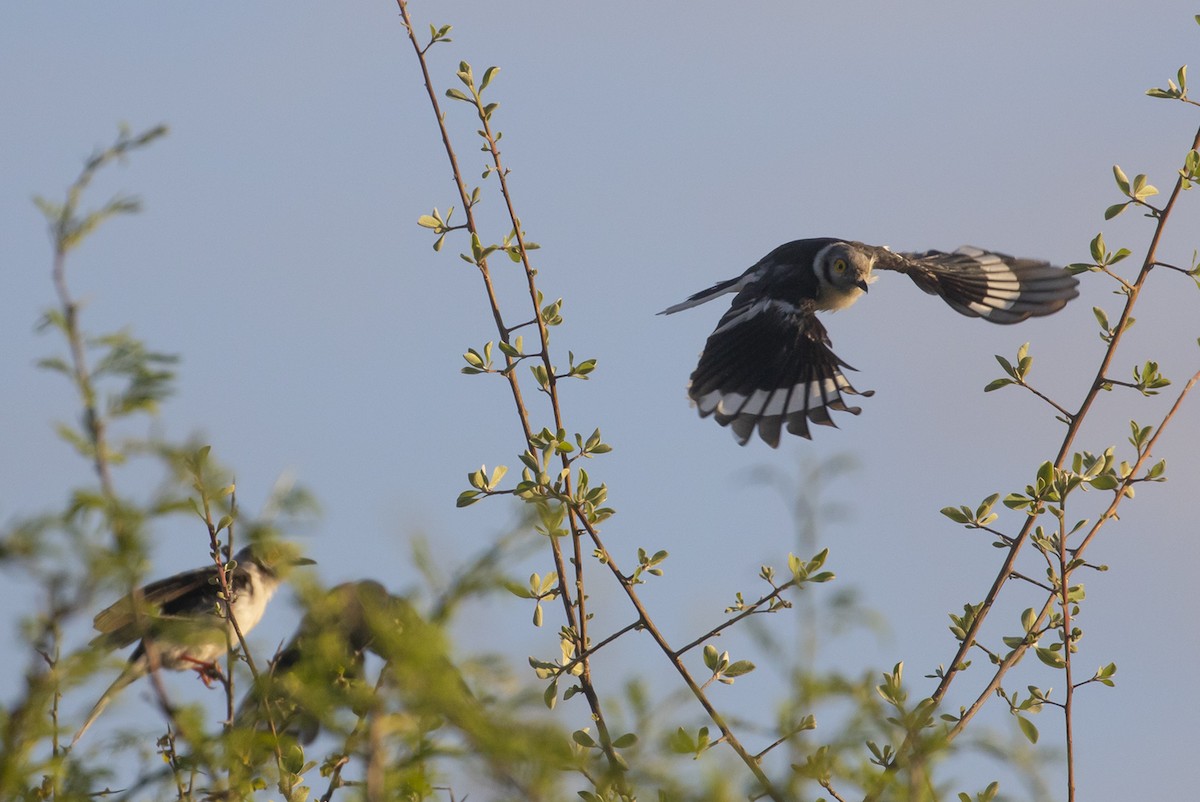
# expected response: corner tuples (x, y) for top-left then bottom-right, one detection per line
(6, 7), (1200, 802)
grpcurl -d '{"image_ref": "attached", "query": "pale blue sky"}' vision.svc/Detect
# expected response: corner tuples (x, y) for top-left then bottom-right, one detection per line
(3, 3), (1199, 799)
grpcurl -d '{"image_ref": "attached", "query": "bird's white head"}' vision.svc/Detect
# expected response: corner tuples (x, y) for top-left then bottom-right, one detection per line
(814, 241), (877, 311)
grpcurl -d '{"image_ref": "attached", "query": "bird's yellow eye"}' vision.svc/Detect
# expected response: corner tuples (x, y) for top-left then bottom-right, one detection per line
(832, 259), (848, 273)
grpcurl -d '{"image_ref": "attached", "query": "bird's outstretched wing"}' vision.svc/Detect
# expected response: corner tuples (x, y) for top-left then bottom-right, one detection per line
(687, 297), (873, 447)
(876, 246), (1079, 324)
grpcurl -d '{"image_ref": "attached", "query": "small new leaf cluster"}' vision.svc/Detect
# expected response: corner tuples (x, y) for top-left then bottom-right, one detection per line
(456, 463), (508, 507)
(572, 727), (637, 775)
(996, 685), (1046, 744)
(787, 548), (835, 585)
(416, 205), (460, 252)
(999, 454), (1140, 512)
(457, 428), (615, 540)
(1090, 305), (1136, 345)
(1106, 164), (1160, 220)
(984, 342), (1032, 393)
(506, 570), (559, 627)
(1178, 148), (1200, 190)
(628, 547), (668, 585)
(874, 662), (937, 741)
(445, 61), (501, 124)
(1130, 360), (1172, 396)
(1145, 63), (1189, 102)
(1067, 233), (1134, 296)
(701, 643), (755, 687)
(957, 781), (1000, 802)
(726, 550), (835, 615)
(668, 725), (714, 760)
(940, 493), (1000, 531)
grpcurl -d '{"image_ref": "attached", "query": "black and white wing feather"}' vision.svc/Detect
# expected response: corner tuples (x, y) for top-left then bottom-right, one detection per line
(685, 297), (872, 447)
(880, 246), (1079, 324)
(90, 565), (220, 649)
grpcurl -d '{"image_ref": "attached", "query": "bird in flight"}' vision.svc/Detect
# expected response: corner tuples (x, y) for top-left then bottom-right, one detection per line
(660, 238), (1079, 447)
(71, 543), (315, 746)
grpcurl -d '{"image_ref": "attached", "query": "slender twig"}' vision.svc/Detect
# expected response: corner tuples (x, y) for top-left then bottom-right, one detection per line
(1017, 380), (1074, 420)
(395, 6), (792, 795)
(820, 779), (849, 802)
(1097, 266), (1135, 292)
(1058, 512), (1076, 802)
(1151, 260), (1196, 276)
(47, 151), (184, 741)
(1008, 571), (1055, 593)
(575, 514), (786, 800)
(945, 593), (1056, 741)
(1073, 368), (1200, 557)
(459, 49), (617, 770)
(393, 0), (625, 782)
(868, 122), (1200, 798)
(945, 367), (1200, 743)
(932, 121), (1200, 703)
(673, 580), (797, 658)
(553, 620), (643, 677)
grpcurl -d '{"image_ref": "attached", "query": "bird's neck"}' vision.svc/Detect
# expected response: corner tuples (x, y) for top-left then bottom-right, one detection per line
(815, 284), (866, 312)
(228, 565), (281, 633)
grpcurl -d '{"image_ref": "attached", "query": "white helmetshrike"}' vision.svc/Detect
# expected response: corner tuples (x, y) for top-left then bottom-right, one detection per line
(661, 238), (1079, 446)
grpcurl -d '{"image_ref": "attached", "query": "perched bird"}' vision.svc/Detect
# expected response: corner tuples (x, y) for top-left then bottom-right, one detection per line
(234, 580), (397, 744)
(661, 238), (1079, 446)
(71, 543), (315, 746)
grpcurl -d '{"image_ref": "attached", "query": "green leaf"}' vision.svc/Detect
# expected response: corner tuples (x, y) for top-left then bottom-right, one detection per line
(480, 66), (500, 91)
(724, 660), (756, 678)
(983, 378), (1013, 392)
(668, 727), (695, 754)
(1017, 715), (1039, 744)
(1020, 607), (1036, 632)
(1104, 202), (1128, 220)
(36, 356), (71, 376)
(1132, 174), (1159, 200)
(456, 490), (482, 507)
(612, 732), (638, 749)
(1002, 492), (1031, 510)
(463, 349), (485, 368)
(941, 506), (970, 524)
(1035, 647), (1066, 669)
(572, 729), (596, 748)
(1113, 164), (1131, 195)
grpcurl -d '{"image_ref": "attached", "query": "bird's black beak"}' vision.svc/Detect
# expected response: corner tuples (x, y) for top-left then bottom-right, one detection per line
(856, 279), (870, 293)
(292, 557), (317, 567)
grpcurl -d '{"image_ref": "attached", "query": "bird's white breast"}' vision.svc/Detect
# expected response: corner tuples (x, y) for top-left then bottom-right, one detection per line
(815, 284), (867, 312)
